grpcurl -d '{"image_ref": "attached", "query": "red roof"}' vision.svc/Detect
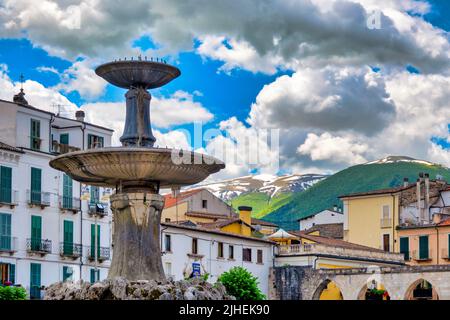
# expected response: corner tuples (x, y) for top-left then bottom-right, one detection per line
(163, 189), (204, 208)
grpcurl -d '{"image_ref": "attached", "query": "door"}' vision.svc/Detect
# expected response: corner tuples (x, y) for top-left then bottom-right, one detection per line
(63, 220), (74, 255)
(0, 166), (12, 203)
(419, 235), (429, 260)
(90, 186), (99, 204)
(30, 263), (41, 299)
(90, 224), (100, 258)
(31, 215), (42, 251)
(383, 234), (390, 252)
(30, 168), (42, 204)
(400, 237), (409, 260)
(63, 174), (73, 209)
(0, 213), (11, 251)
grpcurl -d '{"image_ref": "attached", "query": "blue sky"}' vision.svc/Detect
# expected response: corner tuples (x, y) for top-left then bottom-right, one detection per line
(0, 0), (449, 178)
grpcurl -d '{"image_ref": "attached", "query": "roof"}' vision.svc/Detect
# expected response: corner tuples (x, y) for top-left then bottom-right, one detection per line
(288, 230), (390, 254)
(303, 223), (344, 239)
(251, 218), (278, 228)
(297, 208), (343, 221)
(0, 141), (24, 154)
(268, 228), (298, 240)
(161, 222), (275, 244)
(185, 211), (230, 220)
(339, 185), (415, 199)
(163, 189), (204, 208)
(199, 218), (255, 231)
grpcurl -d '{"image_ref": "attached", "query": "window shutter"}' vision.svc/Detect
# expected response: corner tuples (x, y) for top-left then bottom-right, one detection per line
(31, 215), (42, 251)
(30, 263), (41, 299)
(63, 174), (73, 208)
(0, 166), (12, 203)
(60, 134), (69, 145)
(0, 213), (11, 250)
(400, 237), (409, 260)
(9, 264), (15, 284)
(63, 220), (74, 255)
(31, 168), (42, 203)
(419, 236), (429, 260)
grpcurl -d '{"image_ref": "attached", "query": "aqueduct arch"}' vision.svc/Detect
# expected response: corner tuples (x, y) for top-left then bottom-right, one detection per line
(312, 279), (344, 300)
(404, 279), (439, 300)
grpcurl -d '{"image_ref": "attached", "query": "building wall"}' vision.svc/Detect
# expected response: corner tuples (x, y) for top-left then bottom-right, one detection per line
(185, 190), (234, 215)
(161, 226), (273, 296)
(344, 194), (399, 252)
(0, 101), (17, 146)
(300, 210), (344, 231)
(161, 201), (189, 222)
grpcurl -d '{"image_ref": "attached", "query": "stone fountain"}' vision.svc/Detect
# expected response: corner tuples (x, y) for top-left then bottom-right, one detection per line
(47, 59), (227, 298)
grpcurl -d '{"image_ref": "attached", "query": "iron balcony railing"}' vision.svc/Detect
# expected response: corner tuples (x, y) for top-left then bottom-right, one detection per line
(87, 246), (110, 262)
(412, 249), (433, 261)
(58, 196), (81, 213)
(0, 188), (19, 206)
(51, 141), (81, 155)
(59, 242), (82, 258)
(26, 190), (51, 207)
(26, 238), (52, 254)
(0, 236), (18, 253)
(88, 202), (108, 217)
(380, 218), (392, 228)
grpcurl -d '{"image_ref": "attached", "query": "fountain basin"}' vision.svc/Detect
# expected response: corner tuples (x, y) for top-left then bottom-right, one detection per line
(49, 147), (224, 188)
(95, 61), (181, 89)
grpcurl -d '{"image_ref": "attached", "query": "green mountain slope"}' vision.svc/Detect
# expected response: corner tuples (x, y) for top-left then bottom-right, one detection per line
(263, 157), (450, 230)
(230, 192), (293, 218)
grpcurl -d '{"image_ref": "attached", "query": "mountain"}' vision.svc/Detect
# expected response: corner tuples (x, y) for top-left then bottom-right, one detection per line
(263, 156), (450, 230)
(191, 173), (326, 218)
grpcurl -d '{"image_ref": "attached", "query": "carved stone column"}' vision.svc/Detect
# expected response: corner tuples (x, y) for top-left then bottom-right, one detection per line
(108, 192), (165, 281)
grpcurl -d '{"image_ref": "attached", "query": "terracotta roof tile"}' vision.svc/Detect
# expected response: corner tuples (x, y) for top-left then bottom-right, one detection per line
(251, 218), (278, 227)
(303, 223), (344, 239)
(163, 189), (204, 208)
(0, 141), (24, 154)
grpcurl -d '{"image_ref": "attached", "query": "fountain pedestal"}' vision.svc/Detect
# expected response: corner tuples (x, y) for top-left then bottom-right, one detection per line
(109, 192), (165, 281)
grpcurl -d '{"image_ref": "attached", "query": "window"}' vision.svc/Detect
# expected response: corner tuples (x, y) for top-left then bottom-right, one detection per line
(165, 234), (171, 252)
(90, 224), (101, 258)
(165, 218), (171, 222)
(192, 238), (198, 255)
(0, 166), (12, 203)
(218, 242), (224, 258)
(63, 220), (74, 255)
(30, 119), (41, 150)
(59, 133), (69, 145)
(30, 263), (41, 299)
(165, 262), (172, 277)
(229, 245), (234, 260)
(243, 248), (252, 262)
(31, 215), (42, 251)
(0, 263), (15, 285)
(30, 167), (42, 204)
(419, 235), (429, 260)
(62, 174), (73, 209)
(0, 213), (12, 251)
(62, 266), (73, 282)
(88, 134), (104, 149)
(90, 186), (100, 204)
(382, 205), (390, 219)
(257, 249), (263, 264)
(202, 200), (208, 209)
(383, 234), (390, 252)
(400, 237), (410, 260)
(90, 269), (100, 283)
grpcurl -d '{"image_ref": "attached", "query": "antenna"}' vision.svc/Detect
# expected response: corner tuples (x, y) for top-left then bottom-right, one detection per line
(19, 73), (25, 91)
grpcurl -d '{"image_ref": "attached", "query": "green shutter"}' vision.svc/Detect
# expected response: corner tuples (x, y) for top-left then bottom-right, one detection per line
(63, 174), (73, 209)
(0, 213), (12, 251)
(448, 234), (450, 259)
(90, 186), (99, 204)
(98, 136), (104, 148)
(63, 220), (74, 255)
(90, 224), (100, 257)
(30, 168), (42, 204)
(419, 235), (429, 260)
(60, 133), (69, 145)
(30, 119), (41, 150)
(30, 263), (41, 299)
(0, 166), (12, 203)
(400, 237), (409, 260)
(63, 266), (73, 282)
(31, 215), (42, 251)
(9, 264), (15, 284)
(90, 268), (99, 283)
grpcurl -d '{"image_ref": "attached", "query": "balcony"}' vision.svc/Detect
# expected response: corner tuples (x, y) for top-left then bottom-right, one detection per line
(0, 188), (19, 208)
(87, 246), (110, 262)
(27, 190), (51, 208)
(412, 249), (432, 262)
(59, 242), (82, 259)
(51, 140), (80, 155)
(30, 137), (42, 151)
(88, 202), (108, 217)
(380, 218), (392, 228)
(26, 238), (52, 255)
(58, 196), (81, 213)
(0, 236), (18, 254)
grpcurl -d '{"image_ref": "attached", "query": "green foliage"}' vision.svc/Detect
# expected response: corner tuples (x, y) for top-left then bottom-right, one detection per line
(218, 267), (265, 300)
(264, 161), (450, 230)
(230, 192), (293, 219)
(0, 286), (27, 300)
(201, 273), (210, 281)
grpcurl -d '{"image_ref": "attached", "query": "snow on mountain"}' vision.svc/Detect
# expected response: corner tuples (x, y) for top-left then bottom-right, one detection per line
(365, 156), (435, 166)
(189, 173), (327, 201)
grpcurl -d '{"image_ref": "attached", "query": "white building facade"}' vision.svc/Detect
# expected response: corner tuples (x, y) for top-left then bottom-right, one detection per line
(161, 223), (275, 296)
(299, 208), (344, 231)
(0, 97), (113, 299)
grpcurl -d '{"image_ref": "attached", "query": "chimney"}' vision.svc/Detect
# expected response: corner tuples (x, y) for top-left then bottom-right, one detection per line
(424, 173), (430, 220)
(75, 110), (85, 122)
(403, 177), (409, 187)
(238, 206), (252, 226)
(416, 178), (422, 215)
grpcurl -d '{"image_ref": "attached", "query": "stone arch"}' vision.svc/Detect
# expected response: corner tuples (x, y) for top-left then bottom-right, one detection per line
(312, 279), (344, 300)
(404, 278), (439, 300)
(357, 279), (392, 300)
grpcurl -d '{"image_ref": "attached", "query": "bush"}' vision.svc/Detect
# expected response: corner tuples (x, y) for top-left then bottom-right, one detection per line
(0, 286), (27, 300)
(218, 267), (265, 300)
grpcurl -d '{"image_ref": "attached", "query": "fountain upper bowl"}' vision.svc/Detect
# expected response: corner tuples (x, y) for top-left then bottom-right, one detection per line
(95, 61), (181, 89)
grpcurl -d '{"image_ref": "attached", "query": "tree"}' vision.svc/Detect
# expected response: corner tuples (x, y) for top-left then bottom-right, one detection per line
(218, 267), (265, 300)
